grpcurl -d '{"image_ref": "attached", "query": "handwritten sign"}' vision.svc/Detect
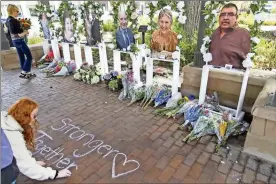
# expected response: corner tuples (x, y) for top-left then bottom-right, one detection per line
(33, 118), (140, 178)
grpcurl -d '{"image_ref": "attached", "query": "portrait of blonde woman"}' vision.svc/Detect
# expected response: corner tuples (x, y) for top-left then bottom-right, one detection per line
(150, 9), (178, 59)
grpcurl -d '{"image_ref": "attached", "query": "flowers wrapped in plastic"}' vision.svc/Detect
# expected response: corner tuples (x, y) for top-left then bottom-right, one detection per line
(182, 112), (217, 143)
(212, 112), (250, 151)
(154, 86), (172, 107)
(118, 71), (134, 100)
(127, 83), (145, 106)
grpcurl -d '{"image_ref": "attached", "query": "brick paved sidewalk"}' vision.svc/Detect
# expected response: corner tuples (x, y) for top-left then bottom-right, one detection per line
(2, 69), (276, 184)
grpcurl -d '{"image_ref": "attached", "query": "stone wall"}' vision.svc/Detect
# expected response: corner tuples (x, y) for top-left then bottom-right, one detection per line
(1, 44), (44, 70)
(1, 44), (87, 70)
(181, 64), (276, 112)
(243, 78), (276, 163)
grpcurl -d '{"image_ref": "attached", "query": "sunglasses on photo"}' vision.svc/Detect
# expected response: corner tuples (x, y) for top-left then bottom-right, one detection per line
(220, 12), (236, 18)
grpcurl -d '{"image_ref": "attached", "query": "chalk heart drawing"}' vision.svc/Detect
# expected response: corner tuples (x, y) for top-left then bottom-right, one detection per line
(112, 153), (140, 179)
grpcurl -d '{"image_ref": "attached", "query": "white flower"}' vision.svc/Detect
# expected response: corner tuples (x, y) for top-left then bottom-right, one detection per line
(177, 1), (185, 11)
(144, 8), (150, 15)
(177, 34), (182, 39)
(134, 34), (140, 39)
(204, 1), (211, 7)
(147, 25), (151, 30)
(74, 33), (78, 37)
(203, 36), (211, 43)
(200, 45), (208, 54)
(130, 6), (134, 11)
(242, 54), (254, 68)
(251, 37), (260, 44)
(254, 13), (263, 23)
(72, 16), (75, 20)
(58, 36), (63, 41)
(123, 48), (126, 51)
(203, 53), (212, 63)
(46, 12), (51, 17)
(248, 53), (255, 58)
(251, 1), (258, 4)
(151, 1), (158, 7)
(134, 81), (143, 89)
(211, 10), (218, 17)
(79, 19), (84, 24)
(172, 51), (179, 60)
(127, 45), (131, 51)
(178, 15), (187, 24)
(164, 5), (171, 10)
(145, 48), (151, 56)
(131, 12), (138, 20)
(70, 37), (75, 42)
(204, 15), (210, 20)
(108, 43), (115, 49)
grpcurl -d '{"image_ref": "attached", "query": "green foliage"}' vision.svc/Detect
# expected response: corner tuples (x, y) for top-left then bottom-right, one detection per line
(28, 37), (43, 45)
(31, 3), (54, 34)
(254, 39), (276, 70)
(103, 20), (115, 32)
(110, 1), (121, 30)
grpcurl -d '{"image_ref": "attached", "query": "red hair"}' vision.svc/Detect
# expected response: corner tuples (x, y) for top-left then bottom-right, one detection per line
(8, 97), (39, 150)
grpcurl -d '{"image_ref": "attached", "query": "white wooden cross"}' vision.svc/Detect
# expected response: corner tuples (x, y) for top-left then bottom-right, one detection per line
(62, 42), (71, 62)
(198, 65), (249, 121)
(145, 50), (181, 96)
(42, 39), (50, 55)
(113, 50), (142, 83)
(50, 38), (60, 60)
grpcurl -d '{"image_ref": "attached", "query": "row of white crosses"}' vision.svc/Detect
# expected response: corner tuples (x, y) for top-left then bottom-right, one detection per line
(42, 39), (181, 95)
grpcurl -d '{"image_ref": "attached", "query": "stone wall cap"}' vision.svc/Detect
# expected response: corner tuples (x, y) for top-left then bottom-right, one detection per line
(183, 65), (275, 87)
(252, 78), (276, 121)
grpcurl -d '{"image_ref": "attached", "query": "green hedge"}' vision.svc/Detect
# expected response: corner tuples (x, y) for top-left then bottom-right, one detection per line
(28, 37), (43, 45)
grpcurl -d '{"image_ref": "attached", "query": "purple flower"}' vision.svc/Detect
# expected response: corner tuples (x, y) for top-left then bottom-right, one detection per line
(111, 71), (118, 77)
(103, 73), (112, 80)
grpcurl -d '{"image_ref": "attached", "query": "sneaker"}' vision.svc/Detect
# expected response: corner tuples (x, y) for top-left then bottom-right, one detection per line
(19, 72), (36, 79)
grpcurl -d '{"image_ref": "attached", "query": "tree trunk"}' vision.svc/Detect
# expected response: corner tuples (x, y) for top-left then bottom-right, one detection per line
(184, 1), (201, 41)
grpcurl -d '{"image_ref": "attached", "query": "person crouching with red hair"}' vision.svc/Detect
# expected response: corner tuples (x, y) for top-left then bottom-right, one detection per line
(1, 98), (71, 181)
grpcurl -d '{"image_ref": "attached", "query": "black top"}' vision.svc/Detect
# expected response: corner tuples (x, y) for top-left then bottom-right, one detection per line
(5, 16), (23, 35)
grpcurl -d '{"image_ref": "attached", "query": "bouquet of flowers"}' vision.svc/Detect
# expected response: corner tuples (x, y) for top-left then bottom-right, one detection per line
(154, 86), (172, 107)
(35, 49), (55, 68)
(103, 70), (123, 91)
(74, 63), (101, 84)
(118, 71), (134, 100)
(212, 112), (250, 151)
(18, 18), (32, 30)
(182, 112), (217, 143)
(153, 97), (189, 118)
(127, 84), (145, 106)
(140, 83), (159, 109)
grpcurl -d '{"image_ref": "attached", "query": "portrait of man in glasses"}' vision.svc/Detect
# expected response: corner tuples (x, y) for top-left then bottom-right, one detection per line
(209, 3), (251, 69)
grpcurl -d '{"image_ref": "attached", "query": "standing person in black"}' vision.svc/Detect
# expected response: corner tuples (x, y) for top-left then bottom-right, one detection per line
(5, 4), (36, 79)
